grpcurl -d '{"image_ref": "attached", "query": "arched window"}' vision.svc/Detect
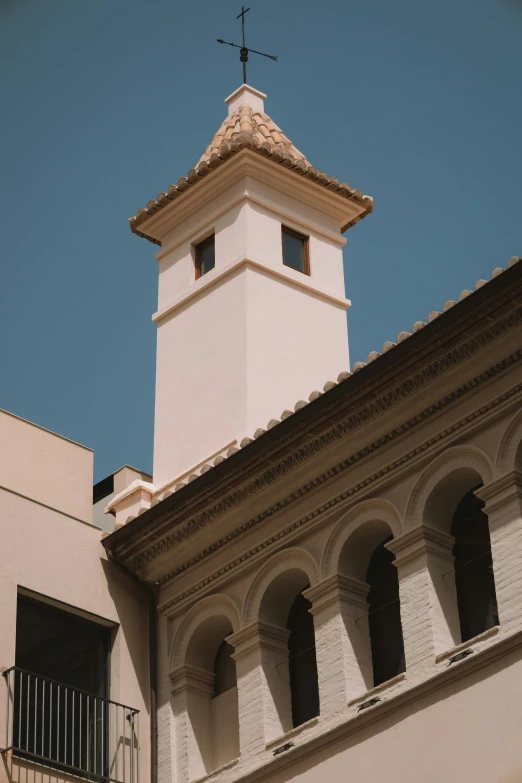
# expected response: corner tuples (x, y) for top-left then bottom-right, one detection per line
(179, 617), (239, 779)
(257, 566), (320, 740)
(211, 639), (239, 769)
(336, 519), (405, 694)
(451, 488), (498, 642)
(287, 589), (319, 727)
(366, 538), (405, 686)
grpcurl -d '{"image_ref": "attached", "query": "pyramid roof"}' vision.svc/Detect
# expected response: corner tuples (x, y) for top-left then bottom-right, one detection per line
(129, 89), (373, 244)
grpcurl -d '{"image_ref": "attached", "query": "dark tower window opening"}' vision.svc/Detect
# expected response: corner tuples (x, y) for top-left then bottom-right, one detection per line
(282, 226), (310, 275)
(195, 234), (216, 279)
(451, 488), (498, 642)
(366, 537), (406, 687)
(286, 588), (319, 728)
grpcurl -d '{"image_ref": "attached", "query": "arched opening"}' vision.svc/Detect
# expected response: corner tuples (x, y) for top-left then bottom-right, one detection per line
(451, 488), (498, 642)
(287, 589), (319, 727)
(211, 640), (239, 769)
(338, 519), (405, 692)
(366, 538), (405, 686)
(257, 566), (319, 739)
(181, 615), (239, 779)
(421, 468), (498, 650)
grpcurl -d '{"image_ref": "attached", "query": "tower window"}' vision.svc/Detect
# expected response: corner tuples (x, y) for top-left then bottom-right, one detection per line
(282, 226), (310, 275)
(195, 234), (215, 279)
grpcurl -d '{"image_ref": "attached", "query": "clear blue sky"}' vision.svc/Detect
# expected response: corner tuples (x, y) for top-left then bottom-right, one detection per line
(1, 0), (520, 483)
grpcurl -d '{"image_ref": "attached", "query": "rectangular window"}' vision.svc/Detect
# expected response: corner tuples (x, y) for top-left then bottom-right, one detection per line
(195, 234), (216, 279)
(13, 594), (110, 777)
(282, 226), (310, 275)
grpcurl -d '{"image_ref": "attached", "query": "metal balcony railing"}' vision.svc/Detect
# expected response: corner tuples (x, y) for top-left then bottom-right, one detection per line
(1, 667), (140, 783)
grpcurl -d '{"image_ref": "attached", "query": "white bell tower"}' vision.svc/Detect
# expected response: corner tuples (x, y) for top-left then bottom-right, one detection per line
(130, 85), (372, 491)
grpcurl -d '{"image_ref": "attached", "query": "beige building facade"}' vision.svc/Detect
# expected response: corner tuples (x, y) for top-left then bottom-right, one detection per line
(2, 83), (522, 783)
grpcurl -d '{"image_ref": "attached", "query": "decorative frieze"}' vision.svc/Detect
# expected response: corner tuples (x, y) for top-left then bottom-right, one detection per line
(134, 340), (522, 575)
(158, 375), (521, 614)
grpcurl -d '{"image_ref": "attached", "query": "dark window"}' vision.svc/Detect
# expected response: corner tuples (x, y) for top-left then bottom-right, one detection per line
(213, 640), (236, 696)
(451, 488), (498, 642)
(282, 226), (309, 275)
(366, 538), (406, 686)
(287, 589), (319, 727)
(14, 594), (110, 775)
(195, 234), (215, 279)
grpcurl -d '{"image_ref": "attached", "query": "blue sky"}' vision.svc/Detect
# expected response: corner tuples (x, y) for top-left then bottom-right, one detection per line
(1, 0), (520, 482)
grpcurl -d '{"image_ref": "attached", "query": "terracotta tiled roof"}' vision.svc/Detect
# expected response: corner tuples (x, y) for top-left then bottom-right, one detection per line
(129, 104), (373, 244)
(196, 104), (310, 167)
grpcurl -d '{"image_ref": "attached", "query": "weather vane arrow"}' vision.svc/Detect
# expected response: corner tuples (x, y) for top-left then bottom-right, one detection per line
(218, 6), (278, 85)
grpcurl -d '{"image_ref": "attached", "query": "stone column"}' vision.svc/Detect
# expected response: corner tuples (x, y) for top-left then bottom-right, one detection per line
(476, 471), (522, 633)
(387, 526), (460, 677)
(305, 575), (372, 712)
(170, 664), (215, 783)
(229, 622), (290, 753)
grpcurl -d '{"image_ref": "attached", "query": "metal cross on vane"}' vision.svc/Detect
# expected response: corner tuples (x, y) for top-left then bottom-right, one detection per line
(217, 6), (278, 84)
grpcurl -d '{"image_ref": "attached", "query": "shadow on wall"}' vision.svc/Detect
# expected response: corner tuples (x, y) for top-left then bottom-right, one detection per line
(100, 558), (150, 710)
(263, 644), (522, 783)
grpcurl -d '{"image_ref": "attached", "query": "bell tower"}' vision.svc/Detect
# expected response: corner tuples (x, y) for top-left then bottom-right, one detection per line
(130, 85), (372, 491)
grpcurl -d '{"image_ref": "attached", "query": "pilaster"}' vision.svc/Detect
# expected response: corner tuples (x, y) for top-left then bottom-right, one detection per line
(387, 526), (460, 676)
(476, 471), (522, 633)
(170, 665), (215, 783)
(229, 621), (290, 750)
(305, 574), (372, 711)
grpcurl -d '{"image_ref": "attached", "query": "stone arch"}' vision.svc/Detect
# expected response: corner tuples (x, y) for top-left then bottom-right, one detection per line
(170, 593), (241, 671)
(496, 407), (522, 476)
(169, 594), (241, 780)
(405, 445), (494, 532)
(242, 547), (319, 626)
(321, 498), (402, 579)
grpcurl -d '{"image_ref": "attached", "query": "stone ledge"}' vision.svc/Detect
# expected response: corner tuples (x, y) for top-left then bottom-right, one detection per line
(192, 756), (240, 783)
(435, 625), (499, 663)
(265, 716), (320, 750)
(347, 671), (406, 707)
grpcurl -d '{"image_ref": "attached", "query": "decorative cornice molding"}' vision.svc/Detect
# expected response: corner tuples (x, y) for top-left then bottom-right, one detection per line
(158, 369), (522, 614)
(127, 310), (522, 573)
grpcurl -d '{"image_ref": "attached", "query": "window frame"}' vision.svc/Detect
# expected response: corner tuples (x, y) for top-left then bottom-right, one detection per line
(194, 233), (216, 280)
(281, 225), (310, 276)
(13, 592), (112, 778)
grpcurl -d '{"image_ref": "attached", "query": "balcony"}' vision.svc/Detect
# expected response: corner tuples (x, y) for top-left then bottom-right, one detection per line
(1, 667), (140, 783)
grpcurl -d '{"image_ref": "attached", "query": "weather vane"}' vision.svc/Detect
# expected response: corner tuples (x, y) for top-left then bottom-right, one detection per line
(217, 6), (278, 85)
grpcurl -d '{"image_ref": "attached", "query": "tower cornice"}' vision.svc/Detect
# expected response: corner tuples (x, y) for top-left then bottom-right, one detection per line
(132, 149), (369, 246)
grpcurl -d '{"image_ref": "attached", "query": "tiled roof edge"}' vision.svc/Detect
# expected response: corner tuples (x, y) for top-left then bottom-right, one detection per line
(128, 138), (373, 244)
(113, 255), (521, 525)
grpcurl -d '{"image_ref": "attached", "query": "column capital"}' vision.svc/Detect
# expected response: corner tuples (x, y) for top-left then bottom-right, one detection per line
(169, 664), (215, 696)
(475, 470), (522, 515)
(304, 573), (369, 615)
(387, 524), (454, 568)
(228, 621), (289, 659)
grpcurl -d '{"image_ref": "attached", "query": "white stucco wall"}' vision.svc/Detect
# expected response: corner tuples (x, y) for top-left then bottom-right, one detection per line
(152, 173), (351, 488)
